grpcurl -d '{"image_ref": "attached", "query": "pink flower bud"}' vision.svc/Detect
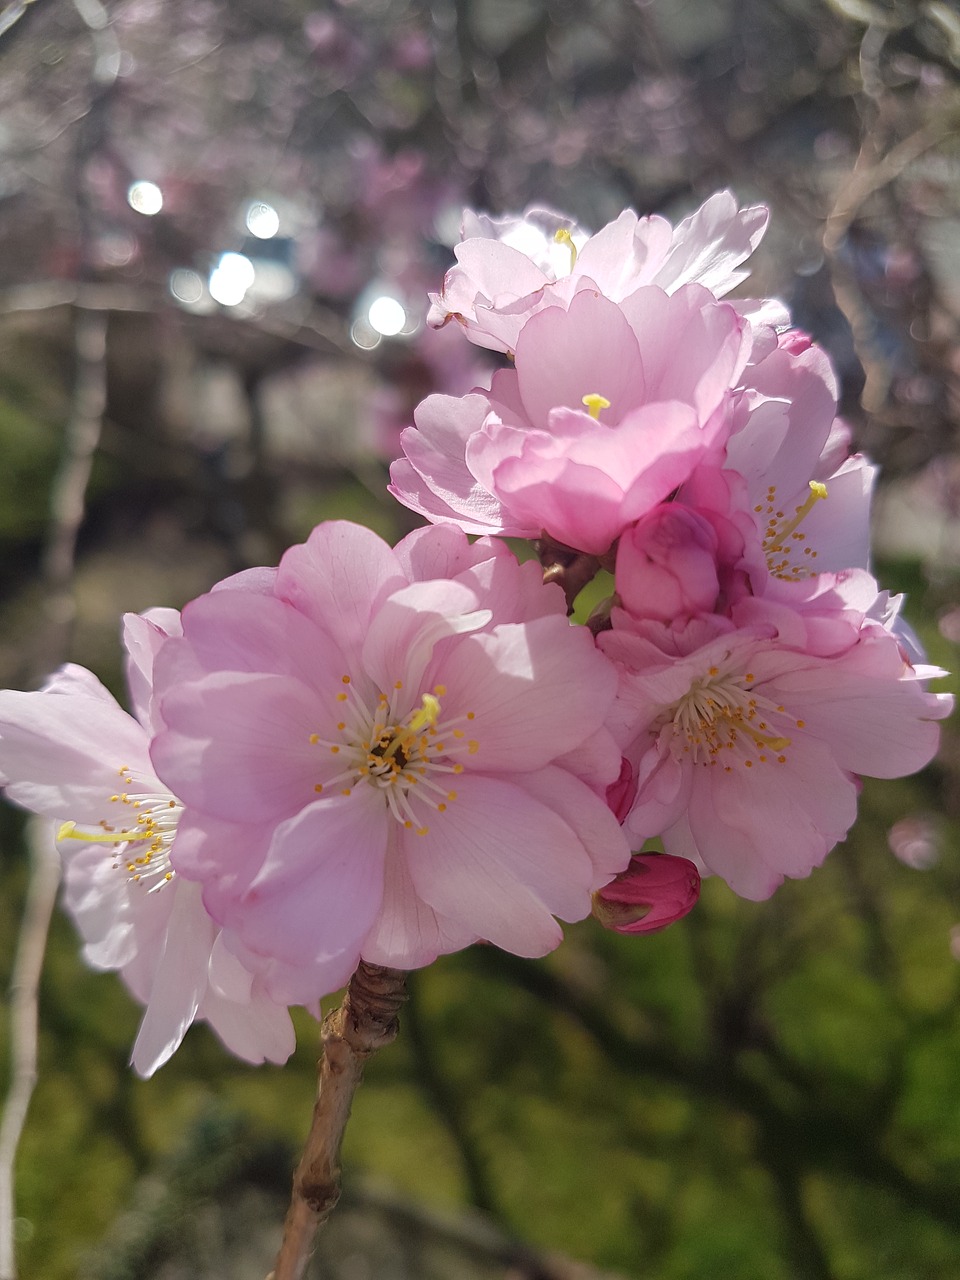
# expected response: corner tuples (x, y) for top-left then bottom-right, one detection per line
(592, 853), (701, 934)
(616, 505), (720, 622)
(777, 328), (814, 355)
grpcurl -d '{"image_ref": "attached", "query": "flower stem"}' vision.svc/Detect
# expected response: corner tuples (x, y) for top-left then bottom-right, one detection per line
(267, 961), (407, 1280)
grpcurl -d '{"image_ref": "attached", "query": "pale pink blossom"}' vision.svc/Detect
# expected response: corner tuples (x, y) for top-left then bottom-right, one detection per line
(392, 283), (750, 554)
(600, 608), (952, 900)
(151, 521), (631, 1005)
(592, 853), (701, 934)
(718, 342), (876, 593)
(428, 190), (782, 354)
(0, 614), (295, 1076)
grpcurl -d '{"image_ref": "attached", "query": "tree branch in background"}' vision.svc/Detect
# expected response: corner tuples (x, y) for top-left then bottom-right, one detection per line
(32, 306), (108, 683)
(0, 821), (61, 1280)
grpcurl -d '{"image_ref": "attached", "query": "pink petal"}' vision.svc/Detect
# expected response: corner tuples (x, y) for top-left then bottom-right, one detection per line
(362, 831), (477, 969)
(514, 290), (645, 429)
(360, 579), (489, 695)
(0, 687), (153, 823)
(276, 521), (406, 655)
(237, 791), (388, 976)
(404, 774), (594, 954)
(152, 672), (322, 822)
(432, 617), (616, 772)
(510, 765), (631, 885)
(129, 880), (215, 1077)
(199, 983), (296, 1066)
(178, 589), (344, 692)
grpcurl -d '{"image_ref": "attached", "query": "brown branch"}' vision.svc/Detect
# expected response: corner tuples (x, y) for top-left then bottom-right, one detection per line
(536, 535), (603, 613)
(267, 961), (407, 1280)
(0, 821), (61, 1280)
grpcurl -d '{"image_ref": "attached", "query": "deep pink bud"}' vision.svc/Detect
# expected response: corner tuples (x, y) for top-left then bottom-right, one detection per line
(605, 756), (637, 824)
(592, 853), (701, 934)
(616, 505), (720, 622)
(777, 328), (814, 355)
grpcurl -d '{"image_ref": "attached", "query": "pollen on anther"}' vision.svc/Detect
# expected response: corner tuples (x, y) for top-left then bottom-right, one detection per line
(437, 803), (447, 812)
(796, 719), (806, 728)
(337, 721), (346, 731)
(433, 684), (447, 696)
(745, 673), (754, 682)
(453, 763), (464, 774)
(341, 675), (351, 684)
(341, 788), (352, 796)
(394, 680), (403, 690)
(310, 733), (320, 744)
(466, 711), (475, 721)
(330, 745), (340, 754)
(336, 693), (348, 703)
(447, 790), (457, 801)
(468, 740), (479, 754)
(745, 760), (753, 768)
(416, 826), (429, 836)
(404, 820), (413, 829)
(777, 755), (787, 764)
(708, 666), (719, 676)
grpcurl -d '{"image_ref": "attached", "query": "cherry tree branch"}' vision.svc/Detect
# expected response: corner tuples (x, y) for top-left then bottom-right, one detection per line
(0, 822), (61, 1280)
(267, 961), (407, 1280)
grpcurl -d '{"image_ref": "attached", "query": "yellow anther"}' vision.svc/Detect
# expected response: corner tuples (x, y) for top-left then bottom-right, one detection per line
(408, 693), (441, 734)
(554, 226), (578, 269)
(581, 393), (611, 420)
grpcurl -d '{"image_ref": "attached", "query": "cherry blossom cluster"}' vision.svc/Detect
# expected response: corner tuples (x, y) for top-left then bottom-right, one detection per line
(0, 192), (950, 1075)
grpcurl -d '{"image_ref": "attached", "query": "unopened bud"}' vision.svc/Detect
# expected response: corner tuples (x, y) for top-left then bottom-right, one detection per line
(592, 853), (700, 934)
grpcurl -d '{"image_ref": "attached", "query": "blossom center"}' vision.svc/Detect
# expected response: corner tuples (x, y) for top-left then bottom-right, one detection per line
(664, 665), (795, 770)
(554, 226), (578, 270)
(58, 765), (182, 890)
(756, 480), (827, 581)
(310, 678), (480, 836)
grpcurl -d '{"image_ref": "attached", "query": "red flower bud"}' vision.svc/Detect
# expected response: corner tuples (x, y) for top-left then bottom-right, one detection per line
(592, 853), (700, 934)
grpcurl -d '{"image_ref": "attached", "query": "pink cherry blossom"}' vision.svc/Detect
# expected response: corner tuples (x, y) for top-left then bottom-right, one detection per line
(592, 853), (701, 934)
(428, 190), (780, 354)
(391, 283), (750, 554)
(0, 614), (295, 1076)
(600, 610), (953, 900)
(150, 521), (631, 1005)
(616, 504), (722, 623)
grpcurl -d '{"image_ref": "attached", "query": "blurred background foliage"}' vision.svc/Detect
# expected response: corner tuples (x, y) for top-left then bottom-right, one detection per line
(0, 0), (958, 1276)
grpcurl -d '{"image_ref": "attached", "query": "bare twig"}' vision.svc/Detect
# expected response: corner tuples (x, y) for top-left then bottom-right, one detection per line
(268, 961), (407, 1280)
(0, 821), (61, 1280)
(30, 307), (108, 683)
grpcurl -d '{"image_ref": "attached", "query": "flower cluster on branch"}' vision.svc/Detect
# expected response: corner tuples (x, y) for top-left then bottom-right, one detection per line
(0, 192), (950, 1073)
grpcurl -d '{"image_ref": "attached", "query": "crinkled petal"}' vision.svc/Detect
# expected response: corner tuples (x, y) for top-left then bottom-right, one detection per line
(431, 617), (617, 772)
(404, 774), (594, 954)
(362, 831), (477, 969)
(276, 520), (406, 654)
(153, 672), (322, 822)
